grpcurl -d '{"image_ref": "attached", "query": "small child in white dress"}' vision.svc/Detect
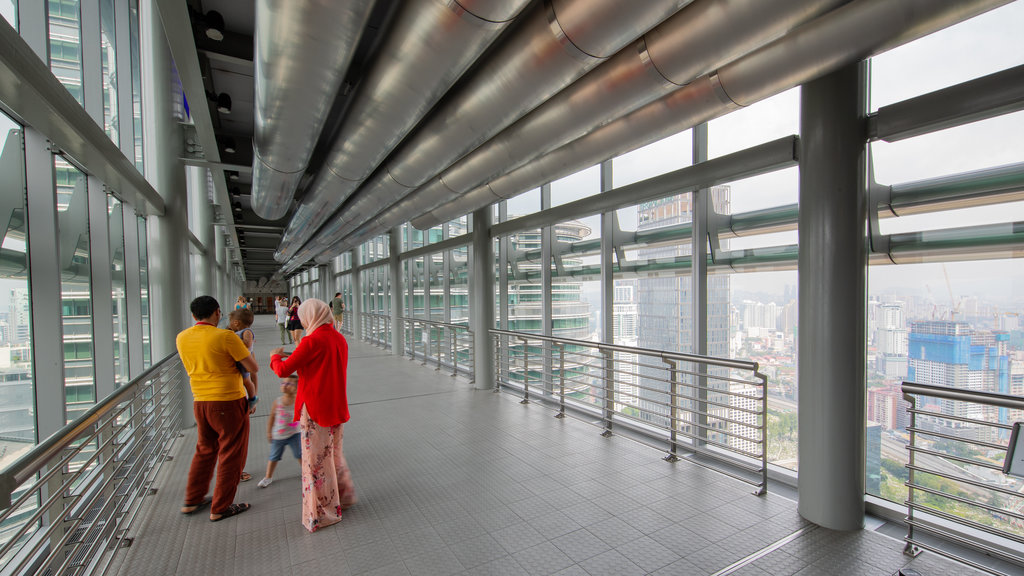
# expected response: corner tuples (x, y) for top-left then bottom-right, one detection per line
(258, 375), (301, 488)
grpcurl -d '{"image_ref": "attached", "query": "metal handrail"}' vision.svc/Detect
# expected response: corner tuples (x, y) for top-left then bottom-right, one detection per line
(400, 316), (474, 381)
(901, 381), (1024, 575)
(0, 352), (188, 576)
(491, 329), (768, 494)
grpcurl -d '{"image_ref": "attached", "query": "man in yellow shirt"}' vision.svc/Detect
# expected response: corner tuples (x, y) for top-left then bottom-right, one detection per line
(176, 296), (258, 522)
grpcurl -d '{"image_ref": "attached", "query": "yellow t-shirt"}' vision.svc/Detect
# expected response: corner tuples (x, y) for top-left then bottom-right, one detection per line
(175, 324), (252, 402)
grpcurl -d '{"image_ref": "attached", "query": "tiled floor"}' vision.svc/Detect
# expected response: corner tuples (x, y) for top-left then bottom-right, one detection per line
(111, 316), (995, 576)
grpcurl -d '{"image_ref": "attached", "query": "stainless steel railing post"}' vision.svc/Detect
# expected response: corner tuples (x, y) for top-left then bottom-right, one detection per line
(601, 347), (614, 437)
(518, 336), (530, 404)
(903, 391), (918, 557)
(554, 343), (566, 418)
(664, 358), (679, 461)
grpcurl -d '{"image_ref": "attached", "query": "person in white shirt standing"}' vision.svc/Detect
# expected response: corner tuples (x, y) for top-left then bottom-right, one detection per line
(275, 296), (292, 345)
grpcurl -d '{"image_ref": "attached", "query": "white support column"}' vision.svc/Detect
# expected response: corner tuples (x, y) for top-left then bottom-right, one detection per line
(471, 208), (494, 390)
(390, 228), (404, 355)
(141, 0), (189, 360)
(25, 128), (65, 440)
(692, 123), (709, 447)
(189, 166), (215, 296)
(215, 229), (226, 306)
(798, 63), (868, 531)
(16, 0), (47, 59)
(599, 161), (613, 344)
(88, 175), (116, 400)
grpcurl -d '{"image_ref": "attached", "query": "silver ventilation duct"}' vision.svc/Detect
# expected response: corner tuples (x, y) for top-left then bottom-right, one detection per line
(403, 0), (848, 226)
(404, 0), (1011, 230)
(278, 0), (691, 264)
(274, 0), (532, 260)
(251, 0), (376, 221)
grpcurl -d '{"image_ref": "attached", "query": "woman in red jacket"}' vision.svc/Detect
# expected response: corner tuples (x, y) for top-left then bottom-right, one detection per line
(269, 298), (355, 532)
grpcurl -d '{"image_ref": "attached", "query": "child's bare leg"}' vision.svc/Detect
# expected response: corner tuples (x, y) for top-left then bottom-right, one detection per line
(265, 460), (278, 479)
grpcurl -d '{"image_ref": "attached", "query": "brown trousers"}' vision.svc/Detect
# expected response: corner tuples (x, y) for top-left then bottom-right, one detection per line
(184, 398), (250, 515)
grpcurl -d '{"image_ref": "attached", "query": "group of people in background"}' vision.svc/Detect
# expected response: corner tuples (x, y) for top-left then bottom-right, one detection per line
(175, 293), (355, 532)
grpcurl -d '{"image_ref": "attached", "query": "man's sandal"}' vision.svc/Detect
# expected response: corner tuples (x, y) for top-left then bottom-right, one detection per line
(180, 497), (211, 515)
(210, 502), (250, 522)
(240, 471), (253, 482)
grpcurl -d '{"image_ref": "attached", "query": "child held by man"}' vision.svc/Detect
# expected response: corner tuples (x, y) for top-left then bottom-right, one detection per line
(258, 374), (301, 488)
(228, 308), (258, 398)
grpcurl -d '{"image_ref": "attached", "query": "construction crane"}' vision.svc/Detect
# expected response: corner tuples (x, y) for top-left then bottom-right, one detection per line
(942, 264), (961, 321)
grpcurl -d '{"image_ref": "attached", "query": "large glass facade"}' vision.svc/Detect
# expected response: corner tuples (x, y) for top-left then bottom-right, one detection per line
(0, 113), (33, 468)
(56, 157), (94, 422)
(129, 0), (143, 171)
(48, 0), (84, 104)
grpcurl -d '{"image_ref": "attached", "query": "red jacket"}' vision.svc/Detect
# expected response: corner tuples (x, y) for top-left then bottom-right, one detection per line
(270, 325), (349, 426)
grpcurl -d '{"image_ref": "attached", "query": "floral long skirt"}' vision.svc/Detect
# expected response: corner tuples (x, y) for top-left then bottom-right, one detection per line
(300, 405), (356, 532)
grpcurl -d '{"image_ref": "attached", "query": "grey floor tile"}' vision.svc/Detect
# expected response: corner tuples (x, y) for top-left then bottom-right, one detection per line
(615, 535), (682, 573)
(403, 547), (464, 576)
(528, 510), (583, 540)
(560, 502), (613, 528)
(512, 542), (576, 576)
(551, 529), (612, 563)
(584, 517), (643, 547)
(492, 521), (548, 554)
(450, 533), (509, 569)
(577, 549), (645, 576)
(458, 555), (530, 576)
(435, 517), (487, 546)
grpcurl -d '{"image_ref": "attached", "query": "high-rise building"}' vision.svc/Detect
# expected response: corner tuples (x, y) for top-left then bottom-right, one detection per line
(632, 187), (731, 431)
(908, 320), (1010, 435)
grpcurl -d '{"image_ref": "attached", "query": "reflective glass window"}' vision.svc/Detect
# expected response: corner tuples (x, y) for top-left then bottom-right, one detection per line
(48, 0), (84, 104)
(1, 0), (15, 29)
(108, 195), (128, 385)
(138, 216), (150, 367)
(56, 157), (94, 423)
(708, 88), (799, 160)
(869, 3), (1024, 111)
(100, 0), (118, 143)
(129, 0), (143, 171)
(550, 165), (599, 208)
(0, 113), (33, 467)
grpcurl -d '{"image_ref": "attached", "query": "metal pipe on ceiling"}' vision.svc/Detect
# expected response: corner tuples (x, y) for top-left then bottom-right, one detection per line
(278, 0), (691, 266)
(406, 0), (1011, 231)
(273, 0), (532, 259)
(401, 0), (846, 222)
(250, 0), (376, 221)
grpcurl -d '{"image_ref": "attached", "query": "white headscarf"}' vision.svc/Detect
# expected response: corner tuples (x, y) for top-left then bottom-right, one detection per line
(298, 298), (333, 334)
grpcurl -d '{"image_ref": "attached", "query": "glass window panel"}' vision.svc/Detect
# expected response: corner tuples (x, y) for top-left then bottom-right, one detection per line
(137, 216), (150, 367)
(48, 0), (84, 105)
(728, 270), (798, 470)
(129, 0), (143, 171)
(446, 215), (469, 238)
(56, 157), (94, 423)
(614, 131), (693, 233)
(505, 188), (540, 220)
(871, 111), (1024, 184)
(550, 165), (600, 208)
(0, 114), (33, 470)
(429, 252), (444, 321)
(708, 88), (799, 160)
(1, 0), (15, 29)
(108, 195), (128, 385)
(869, 3), (1024, 112)
(613, 130), (692, 188)
(866, 260), (1024, 518)
(100, 0), (118, 143)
